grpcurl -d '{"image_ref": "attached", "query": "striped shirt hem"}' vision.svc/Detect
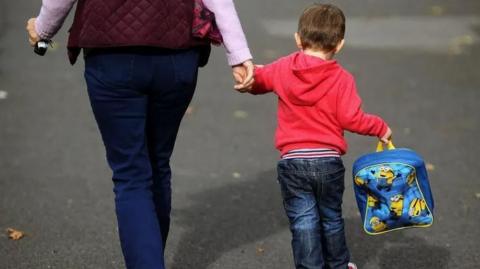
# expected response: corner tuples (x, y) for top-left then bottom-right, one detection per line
(282, 148), (340, 159)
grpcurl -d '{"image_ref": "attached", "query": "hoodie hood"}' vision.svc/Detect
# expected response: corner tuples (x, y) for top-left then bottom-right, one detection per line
(286, 51), (343, 106)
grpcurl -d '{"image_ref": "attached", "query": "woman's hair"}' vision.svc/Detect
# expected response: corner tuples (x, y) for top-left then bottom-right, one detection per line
(297, 4), (345, 52)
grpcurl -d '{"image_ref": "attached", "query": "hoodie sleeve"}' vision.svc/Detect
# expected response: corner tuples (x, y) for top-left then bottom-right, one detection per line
(336, 77), (389, 138)
(250, 64), (276, 95)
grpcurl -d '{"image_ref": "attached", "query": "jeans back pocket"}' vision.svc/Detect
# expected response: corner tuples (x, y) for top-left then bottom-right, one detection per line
(85, 53), (135, 89)
(171, 49), (200, 88)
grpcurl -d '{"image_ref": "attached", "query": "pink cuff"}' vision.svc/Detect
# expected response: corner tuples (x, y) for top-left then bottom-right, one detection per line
(35, 7), (56, 40)
(226, 47), (252, 66)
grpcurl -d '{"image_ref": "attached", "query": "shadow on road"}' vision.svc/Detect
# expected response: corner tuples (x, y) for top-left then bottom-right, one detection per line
(347, 218), (450, 268)
(172, 170), (450, 269)
(171, 169), (287, 269)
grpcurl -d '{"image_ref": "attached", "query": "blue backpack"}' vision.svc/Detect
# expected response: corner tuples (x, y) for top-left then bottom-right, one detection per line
(352, 141), (434, 235)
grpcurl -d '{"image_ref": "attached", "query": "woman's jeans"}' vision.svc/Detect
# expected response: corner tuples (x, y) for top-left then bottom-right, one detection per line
(84, 47), (199, 269)
(277, 158), (350, 269)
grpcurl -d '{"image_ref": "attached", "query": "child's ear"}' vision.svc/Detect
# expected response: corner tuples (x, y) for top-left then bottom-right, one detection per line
(294, 33), (303, 50)
(334, 39), (345, 54)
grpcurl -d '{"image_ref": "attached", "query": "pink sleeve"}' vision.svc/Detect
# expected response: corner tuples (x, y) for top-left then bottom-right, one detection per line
(35, 0), (77, 40)
(202, 0), (252, 66)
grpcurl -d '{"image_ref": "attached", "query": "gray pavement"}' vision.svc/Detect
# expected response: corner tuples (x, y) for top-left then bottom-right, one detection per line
(1, 0), (479, 268)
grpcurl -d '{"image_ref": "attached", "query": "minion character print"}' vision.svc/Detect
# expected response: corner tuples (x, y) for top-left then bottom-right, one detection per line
(389, 194), (404, 217)
(376, 166), (397, 191)
(354, 163), (433, 234)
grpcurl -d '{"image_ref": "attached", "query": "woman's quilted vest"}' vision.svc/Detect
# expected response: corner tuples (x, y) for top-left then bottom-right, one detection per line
(67, 0), (207, 64)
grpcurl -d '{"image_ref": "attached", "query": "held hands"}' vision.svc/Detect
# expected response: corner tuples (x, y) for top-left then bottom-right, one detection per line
(380, 127), (393, 144)
(26, 18), (41, 46)
(232, 60), (254, 93)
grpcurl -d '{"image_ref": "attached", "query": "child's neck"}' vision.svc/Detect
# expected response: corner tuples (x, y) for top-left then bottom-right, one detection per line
(302, 49), (334, 60)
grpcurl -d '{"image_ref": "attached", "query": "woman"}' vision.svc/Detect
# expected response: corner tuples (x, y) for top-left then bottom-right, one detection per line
(26, 0), (253, 268)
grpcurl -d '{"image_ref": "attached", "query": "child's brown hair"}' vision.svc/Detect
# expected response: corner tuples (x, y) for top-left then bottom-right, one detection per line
(298, 4), (345, 52)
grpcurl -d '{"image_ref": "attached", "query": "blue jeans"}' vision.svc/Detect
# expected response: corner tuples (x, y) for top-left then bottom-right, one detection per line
(84, 47), (199, 269)
(277, 158), (350, 269)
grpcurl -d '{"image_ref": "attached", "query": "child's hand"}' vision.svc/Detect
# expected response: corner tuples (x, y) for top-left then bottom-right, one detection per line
(380, 127), (392, 144)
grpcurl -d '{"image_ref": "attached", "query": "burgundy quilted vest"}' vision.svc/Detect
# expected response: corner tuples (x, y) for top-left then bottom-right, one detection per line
(67, 0), (207, 64)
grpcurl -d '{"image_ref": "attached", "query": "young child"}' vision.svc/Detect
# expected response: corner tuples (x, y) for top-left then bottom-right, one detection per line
(238, 4), (392, 269)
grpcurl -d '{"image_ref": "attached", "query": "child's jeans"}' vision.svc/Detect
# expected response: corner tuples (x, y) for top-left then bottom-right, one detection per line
(277, 157), (350, 269)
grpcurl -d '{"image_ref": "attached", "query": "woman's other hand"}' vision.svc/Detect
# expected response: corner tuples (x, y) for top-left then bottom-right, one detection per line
(26, 18), (41, 46)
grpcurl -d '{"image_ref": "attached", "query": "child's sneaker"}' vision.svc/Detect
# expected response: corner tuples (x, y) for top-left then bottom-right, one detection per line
(348, 262), (358, 269)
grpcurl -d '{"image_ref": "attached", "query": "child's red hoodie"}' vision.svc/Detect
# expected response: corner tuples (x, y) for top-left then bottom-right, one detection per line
(252, 51), (388, 156)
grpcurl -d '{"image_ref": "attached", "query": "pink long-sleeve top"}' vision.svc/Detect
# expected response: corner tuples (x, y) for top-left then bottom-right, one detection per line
(35, 0), (252, 66)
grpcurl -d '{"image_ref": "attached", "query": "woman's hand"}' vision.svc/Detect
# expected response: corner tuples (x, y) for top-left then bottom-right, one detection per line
(26, 18), (41, 46)
(232, 60), (254, 92)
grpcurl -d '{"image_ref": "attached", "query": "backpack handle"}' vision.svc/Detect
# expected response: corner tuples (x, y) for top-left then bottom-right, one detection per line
(376, 140), (396, 152)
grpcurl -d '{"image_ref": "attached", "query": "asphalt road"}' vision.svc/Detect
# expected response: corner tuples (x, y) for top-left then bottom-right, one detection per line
(1, 1), (479, 268)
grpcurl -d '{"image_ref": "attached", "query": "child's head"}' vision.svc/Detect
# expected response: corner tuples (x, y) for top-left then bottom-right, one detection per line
(296, 4), (345, 54)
